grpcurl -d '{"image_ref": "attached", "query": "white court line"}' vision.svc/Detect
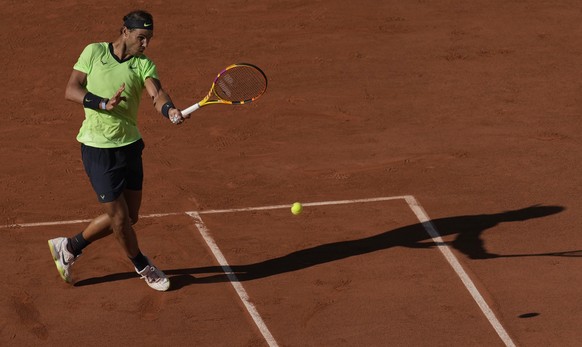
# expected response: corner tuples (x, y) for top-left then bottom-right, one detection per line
(194, 195), (407, 215)
(1, 195), (515, 346)
(187, 211), (279, 347)
(0, 212), (183, 229)
(0, 196), (405, 229)
(404, 196), (516, 347)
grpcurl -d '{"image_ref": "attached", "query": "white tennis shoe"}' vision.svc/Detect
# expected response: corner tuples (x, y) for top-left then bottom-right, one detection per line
(48, 237), (77, 283)
(136, 258), (170, 292)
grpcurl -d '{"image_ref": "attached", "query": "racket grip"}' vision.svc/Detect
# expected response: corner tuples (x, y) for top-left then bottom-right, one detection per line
(182, 103), (200, 116)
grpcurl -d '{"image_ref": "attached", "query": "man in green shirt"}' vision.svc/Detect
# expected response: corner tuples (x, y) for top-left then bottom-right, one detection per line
(48, 10), (186, 291)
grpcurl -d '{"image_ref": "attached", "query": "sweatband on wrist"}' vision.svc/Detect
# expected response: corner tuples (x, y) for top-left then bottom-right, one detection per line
(100, 99), (109, 110)
(161, 102), (175, 119)
(83, 92), (104, 110)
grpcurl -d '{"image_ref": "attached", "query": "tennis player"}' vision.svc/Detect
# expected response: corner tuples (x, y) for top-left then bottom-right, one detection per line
(48, 10), (187, 291)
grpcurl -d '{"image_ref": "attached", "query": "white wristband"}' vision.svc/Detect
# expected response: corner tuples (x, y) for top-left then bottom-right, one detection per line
(100, 99), (108, 110)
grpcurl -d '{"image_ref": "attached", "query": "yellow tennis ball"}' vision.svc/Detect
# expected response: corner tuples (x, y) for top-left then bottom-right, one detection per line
(291, 202), (303, 215)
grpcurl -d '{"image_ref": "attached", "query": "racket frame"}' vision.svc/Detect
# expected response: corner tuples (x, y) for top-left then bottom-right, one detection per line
(182, 63), (267, 116)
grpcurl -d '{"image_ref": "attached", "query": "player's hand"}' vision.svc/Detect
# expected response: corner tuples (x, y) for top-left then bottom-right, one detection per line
(168, 108), (186, 125)
(106, 83), (127, 110)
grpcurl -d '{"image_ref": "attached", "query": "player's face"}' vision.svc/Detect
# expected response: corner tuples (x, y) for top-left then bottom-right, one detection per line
(125, 28), (153, 56)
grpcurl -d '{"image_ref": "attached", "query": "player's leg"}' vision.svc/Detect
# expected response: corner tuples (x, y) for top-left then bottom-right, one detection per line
(81, 214), (113, 241)
(105, 190), (169, 291)
(124, 188), (142, 225)
(117, 141), (169, 290)
(75, 189), (142, 243)
(120, 141), (170, 291)
(103, 193), (139, 257)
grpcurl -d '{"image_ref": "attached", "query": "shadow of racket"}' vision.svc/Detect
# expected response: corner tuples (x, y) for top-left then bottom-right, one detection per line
(496, 249), (582, 258)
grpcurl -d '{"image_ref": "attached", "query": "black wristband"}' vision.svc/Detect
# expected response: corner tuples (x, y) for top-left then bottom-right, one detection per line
(161, 102), (175, 119)
(83, 92), (105, 110)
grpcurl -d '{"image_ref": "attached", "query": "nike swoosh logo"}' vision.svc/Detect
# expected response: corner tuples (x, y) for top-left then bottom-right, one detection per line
(144, 23), (152, 27)
(60, 252), (70, 266)
(85, 98), (92, 102)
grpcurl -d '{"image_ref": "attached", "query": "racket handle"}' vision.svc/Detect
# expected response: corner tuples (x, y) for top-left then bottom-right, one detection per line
(182, 103), (200, 116)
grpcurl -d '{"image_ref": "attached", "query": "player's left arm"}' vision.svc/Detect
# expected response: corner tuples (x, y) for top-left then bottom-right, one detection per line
(145, 77), (186, 124)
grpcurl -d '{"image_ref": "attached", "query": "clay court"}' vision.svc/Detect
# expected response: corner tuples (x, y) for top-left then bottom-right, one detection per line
(1, 1), (581, 346)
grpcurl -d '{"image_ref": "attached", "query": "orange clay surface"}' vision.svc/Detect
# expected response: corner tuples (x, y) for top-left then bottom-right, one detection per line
(1, 1), (581, 346)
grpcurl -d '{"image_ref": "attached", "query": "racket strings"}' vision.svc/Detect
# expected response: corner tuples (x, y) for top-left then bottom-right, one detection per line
(214, 66), (267, 102)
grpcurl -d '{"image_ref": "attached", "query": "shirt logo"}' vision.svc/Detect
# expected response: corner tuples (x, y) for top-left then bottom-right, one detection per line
(144, 23), (152, 27)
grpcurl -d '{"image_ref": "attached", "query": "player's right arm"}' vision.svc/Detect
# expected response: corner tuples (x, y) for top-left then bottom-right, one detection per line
(65, 69), (125, 111)
(65, 69), (88, 104)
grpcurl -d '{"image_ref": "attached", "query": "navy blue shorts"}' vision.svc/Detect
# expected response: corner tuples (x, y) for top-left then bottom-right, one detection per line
(81, 139), (145, 203)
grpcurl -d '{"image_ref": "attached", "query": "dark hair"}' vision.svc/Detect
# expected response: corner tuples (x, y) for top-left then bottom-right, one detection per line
(121, 10), (154, 32)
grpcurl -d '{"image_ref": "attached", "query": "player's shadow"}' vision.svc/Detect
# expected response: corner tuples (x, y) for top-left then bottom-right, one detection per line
(74, 204), (567, 290)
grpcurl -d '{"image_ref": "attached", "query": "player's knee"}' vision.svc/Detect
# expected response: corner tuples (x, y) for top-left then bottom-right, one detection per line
(109, 218), (126, 235)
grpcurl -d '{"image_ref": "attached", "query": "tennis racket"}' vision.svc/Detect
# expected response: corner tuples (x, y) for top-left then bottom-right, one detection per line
(182, 63), (268, 116)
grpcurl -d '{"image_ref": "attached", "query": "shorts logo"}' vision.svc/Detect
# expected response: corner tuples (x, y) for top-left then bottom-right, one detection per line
(144, 23), (152, 27)
(100, 194), (106, 200)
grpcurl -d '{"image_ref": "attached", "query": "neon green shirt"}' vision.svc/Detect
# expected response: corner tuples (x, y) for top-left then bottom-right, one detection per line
(74, 42), (158, 148)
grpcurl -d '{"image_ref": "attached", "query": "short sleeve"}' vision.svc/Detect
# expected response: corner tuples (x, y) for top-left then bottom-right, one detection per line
(141, 58), (159, 81)
(73, 43), (98, 75)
